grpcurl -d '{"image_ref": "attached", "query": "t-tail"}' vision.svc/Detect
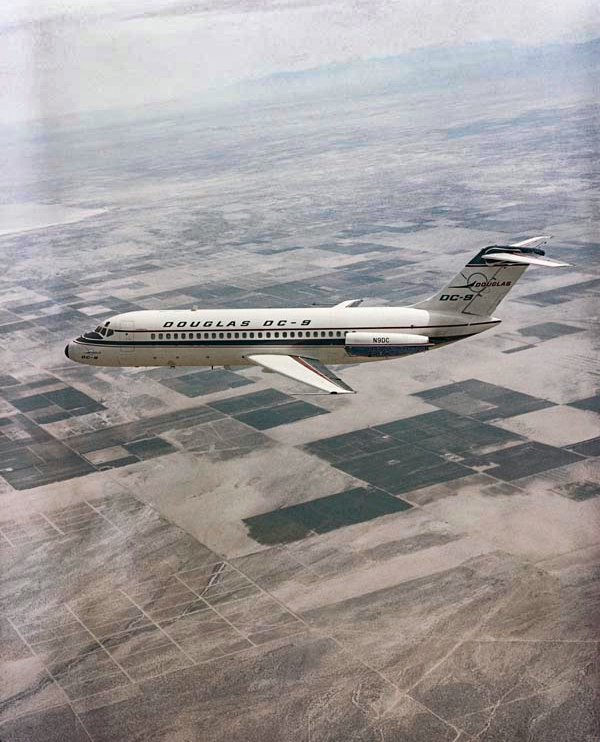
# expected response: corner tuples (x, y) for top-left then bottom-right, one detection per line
(412, 236), (569, 317)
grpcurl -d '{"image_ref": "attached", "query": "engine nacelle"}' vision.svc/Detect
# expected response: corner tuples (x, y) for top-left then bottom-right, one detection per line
(345, 331), (431, 357)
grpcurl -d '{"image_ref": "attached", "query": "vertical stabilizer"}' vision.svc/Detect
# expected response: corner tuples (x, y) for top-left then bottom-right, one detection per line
(411, 237), (567, 317)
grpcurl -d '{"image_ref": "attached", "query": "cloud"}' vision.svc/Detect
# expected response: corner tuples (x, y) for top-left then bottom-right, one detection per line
(0, 0), (598, 123)
(125, 0), (333, 21)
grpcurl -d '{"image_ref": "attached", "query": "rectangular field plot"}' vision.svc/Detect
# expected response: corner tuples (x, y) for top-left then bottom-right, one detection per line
(335, 445), (470, 495)
(414, 378), (555, 420)
(208, 389), (290, 415)
(514, 277), (600, 307)
(209, 388), (329, 429)
(568, 395), (600, 413)
(159, 369), (252, 397)
(236, 401), (328, 430)
(243, 487), (412, 545)
(517, 322), (584, 341)
(375, 410), (523, 457)
(462, 442), (583, 481)
(304, 427), (401, 464)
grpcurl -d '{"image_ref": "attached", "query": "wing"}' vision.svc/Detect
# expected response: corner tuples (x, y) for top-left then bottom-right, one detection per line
(247, 354), (355, 394)
(333, 299), (363, 308)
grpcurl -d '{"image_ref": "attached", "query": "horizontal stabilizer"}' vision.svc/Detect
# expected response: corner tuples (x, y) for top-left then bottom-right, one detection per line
(509, 235), (553, 249)
(247, 354), (355, 394)
(484, 252), (570, 267)
(411, 235), (568, 316)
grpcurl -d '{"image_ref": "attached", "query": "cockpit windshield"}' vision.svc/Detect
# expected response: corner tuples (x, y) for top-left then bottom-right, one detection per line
(87, 326), (114, 339)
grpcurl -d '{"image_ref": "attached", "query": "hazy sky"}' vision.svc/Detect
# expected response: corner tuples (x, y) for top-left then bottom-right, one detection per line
(1, 0), (598, 123)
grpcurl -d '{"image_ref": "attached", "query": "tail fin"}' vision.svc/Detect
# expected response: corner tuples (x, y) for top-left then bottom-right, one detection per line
(412, 236), (568, 317)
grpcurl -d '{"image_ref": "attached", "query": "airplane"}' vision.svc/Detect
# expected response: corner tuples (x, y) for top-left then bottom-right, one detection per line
(65, 236), (568, 394)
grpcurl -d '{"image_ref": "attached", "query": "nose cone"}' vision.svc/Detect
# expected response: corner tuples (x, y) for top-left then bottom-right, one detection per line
(64, 344), (70, 359)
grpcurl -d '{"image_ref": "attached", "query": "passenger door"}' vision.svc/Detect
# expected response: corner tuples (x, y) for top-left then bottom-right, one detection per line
(118, 320), (135, 362)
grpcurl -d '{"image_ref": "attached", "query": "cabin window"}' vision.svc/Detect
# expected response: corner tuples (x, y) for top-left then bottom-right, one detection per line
(274, 332), (279, 338)
(266, 332), (271, 338)
(151, 333), (156, 340)
(158, 333), (163, 340)
(290, 331), (294, 338)
(336, 331), (341, 337)
(328, 331), (333, 337)
(233, 332), (238, 339)
(226, 333), (232, 339)
(241, 333), (246, 339)
(249, 332), (254, 339)
(320, 331), (325, 337)
(219, 333), (224, 339)
(173, 333), (178, 340)
(282, 332), (287, 338)
(257, 332), (262, 339)
(166, 333), (171, 339)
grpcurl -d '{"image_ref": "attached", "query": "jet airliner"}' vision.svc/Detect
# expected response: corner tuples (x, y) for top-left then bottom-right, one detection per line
(65, 237), (568, 394)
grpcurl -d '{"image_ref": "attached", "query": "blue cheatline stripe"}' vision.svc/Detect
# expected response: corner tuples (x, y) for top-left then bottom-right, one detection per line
(76, 338), (349, 348)
(73, 334), (471, 350)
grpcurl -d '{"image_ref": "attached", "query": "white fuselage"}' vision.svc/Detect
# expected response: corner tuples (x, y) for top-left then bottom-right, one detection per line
(65, 306), (499, 368)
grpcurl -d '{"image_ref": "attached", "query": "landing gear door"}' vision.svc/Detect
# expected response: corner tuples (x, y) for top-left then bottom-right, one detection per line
(119, 320), (135, 355)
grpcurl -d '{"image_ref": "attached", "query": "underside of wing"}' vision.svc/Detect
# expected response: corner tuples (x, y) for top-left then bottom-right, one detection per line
(247, 354), (355, 394)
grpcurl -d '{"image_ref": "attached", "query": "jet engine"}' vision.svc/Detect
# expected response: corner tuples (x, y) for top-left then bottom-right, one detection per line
(345, 331), (431, 357)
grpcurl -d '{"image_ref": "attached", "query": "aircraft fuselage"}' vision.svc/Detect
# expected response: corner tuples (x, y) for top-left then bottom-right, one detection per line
(65, 306), (498, 368)
(65, 238), (565, 393)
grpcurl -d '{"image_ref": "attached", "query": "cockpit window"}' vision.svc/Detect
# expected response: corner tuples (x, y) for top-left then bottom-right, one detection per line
(85, 326), (114, 339)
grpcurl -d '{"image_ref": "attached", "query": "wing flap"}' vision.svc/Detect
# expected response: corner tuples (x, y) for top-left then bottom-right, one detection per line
(247, 354), (355, 394)
(484, 252), (570, 267)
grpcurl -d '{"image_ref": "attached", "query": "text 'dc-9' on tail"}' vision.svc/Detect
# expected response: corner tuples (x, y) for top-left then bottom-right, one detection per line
(411, 236), (569, 317)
